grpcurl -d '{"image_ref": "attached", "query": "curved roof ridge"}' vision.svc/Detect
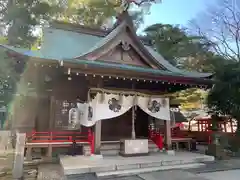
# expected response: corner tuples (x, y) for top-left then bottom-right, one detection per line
(76, 22), (127, 59)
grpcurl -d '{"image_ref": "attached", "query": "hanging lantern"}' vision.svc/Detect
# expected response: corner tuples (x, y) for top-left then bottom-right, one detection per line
(68, 68), (71, 75)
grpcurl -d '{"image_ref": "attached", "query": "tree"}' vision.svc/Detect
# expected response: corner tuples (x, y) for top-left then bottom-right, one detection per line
(143, 23), (229, 111)
(0, 0), (157, 106)
(143, 23), (220, 72)
(173, 88), (207, 111)
(190, 0), (240, 62)
(207, 62), (240, 134)
(2, 0), (151, 47)
(0, 48), (21, 107)
(4, 0), (54, 47)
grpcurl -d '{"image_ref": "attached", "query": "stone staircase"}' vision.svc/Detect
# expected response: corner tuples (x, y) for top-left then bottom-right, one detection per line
(96, 162), (206, 178)
(61, 152), (215, 179)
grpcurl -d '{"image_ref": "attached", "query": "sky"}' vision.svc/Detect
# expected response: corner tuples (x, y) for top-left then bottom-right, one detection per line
(139, 0), (217, 32)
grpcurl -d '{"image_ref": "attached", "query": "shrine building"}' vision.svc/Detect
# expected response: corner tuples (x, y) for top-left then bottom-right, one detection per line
(1, 11), (213, 157)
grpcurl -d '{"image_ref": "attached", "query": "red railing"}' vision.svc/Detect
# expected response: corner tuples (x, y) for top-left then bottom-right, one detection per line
(148, 126), (163, 150)
(26, 129), (95, 154)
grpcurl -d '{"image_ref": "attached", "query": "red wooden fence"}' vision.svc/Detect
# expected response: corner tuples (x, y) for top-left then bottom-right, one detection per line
(26, 129), (95, 154)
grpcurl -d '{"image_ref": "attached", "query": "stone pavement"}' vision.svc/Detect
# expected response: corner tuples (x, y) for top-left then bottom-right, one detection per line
(199, 170), (240, 180)
(37, 166), (208, 180)
(138, 170), (208, 180)
(187, 159), (240, 173)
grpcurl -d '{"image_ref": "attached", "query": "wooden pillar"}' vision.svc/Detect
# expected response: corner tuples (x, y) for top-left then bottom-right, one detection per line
(45, 96), (54, 159)
(197, 121), (200, 131)
(46, 132), (53, 159)
(188, 120), (191, 131)
(49, 96), (55, 131)
(230, 119), (234, 133)
(47, 145), (53, 158)
(165, 120), (172, 150)
(224, 122), (227, 132)
(94, 120), (102, 154)
(131, 106), (136, 139)
(93, 78), (103, 154)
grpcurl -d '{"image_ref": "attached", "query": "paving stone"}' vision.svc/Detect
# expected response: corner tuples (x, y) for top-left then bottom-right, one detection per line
(116, 164), (140, 170)
(99, 175), (142, 180)
(199, 169), (240, 180)
(187, 159), (240, 173)
(66, 173), (97, 180)
(138, 170), (208, 180)
(161, 160), (181, 166)
(140, 162), (162, 168)
(90, 165), (116, 173)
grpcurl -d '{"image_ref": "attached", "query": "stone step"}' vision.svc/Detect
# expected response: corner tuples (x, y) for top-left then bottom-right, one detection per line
(100, 141), (161, 155)
(100, 144), (120, 150)
(96, 163), (206, 177)
(101, 149), (119, 156)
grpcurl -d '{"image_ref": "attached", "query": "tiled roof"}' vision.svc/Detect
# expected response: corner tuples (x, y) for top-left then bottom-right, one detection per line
(0, 21), (212, 79)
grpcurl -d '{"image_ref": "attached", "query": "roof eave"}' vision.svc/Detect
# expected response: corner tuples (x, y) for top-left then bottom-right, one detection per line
(62, 59), (214, 86)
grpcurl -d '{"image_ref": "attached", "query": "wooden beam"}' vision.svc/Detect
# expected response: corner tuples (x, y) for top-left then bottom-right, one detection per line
(94, 121), (102, 154)
(93, 79), (103, 154)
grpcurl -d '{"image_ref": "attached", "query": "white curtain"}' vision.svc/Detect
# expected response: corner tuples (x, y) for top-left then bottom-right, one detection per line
(80, 93), (134, 127)
(78, 93), (170, 127)
(137, 96), (171, 121)
(93, 93), (134, 121)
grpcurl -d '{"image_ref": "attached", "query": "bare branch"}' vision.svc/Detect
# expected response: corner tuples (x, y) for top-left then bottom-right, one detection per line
(190, 0), (240, 61)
